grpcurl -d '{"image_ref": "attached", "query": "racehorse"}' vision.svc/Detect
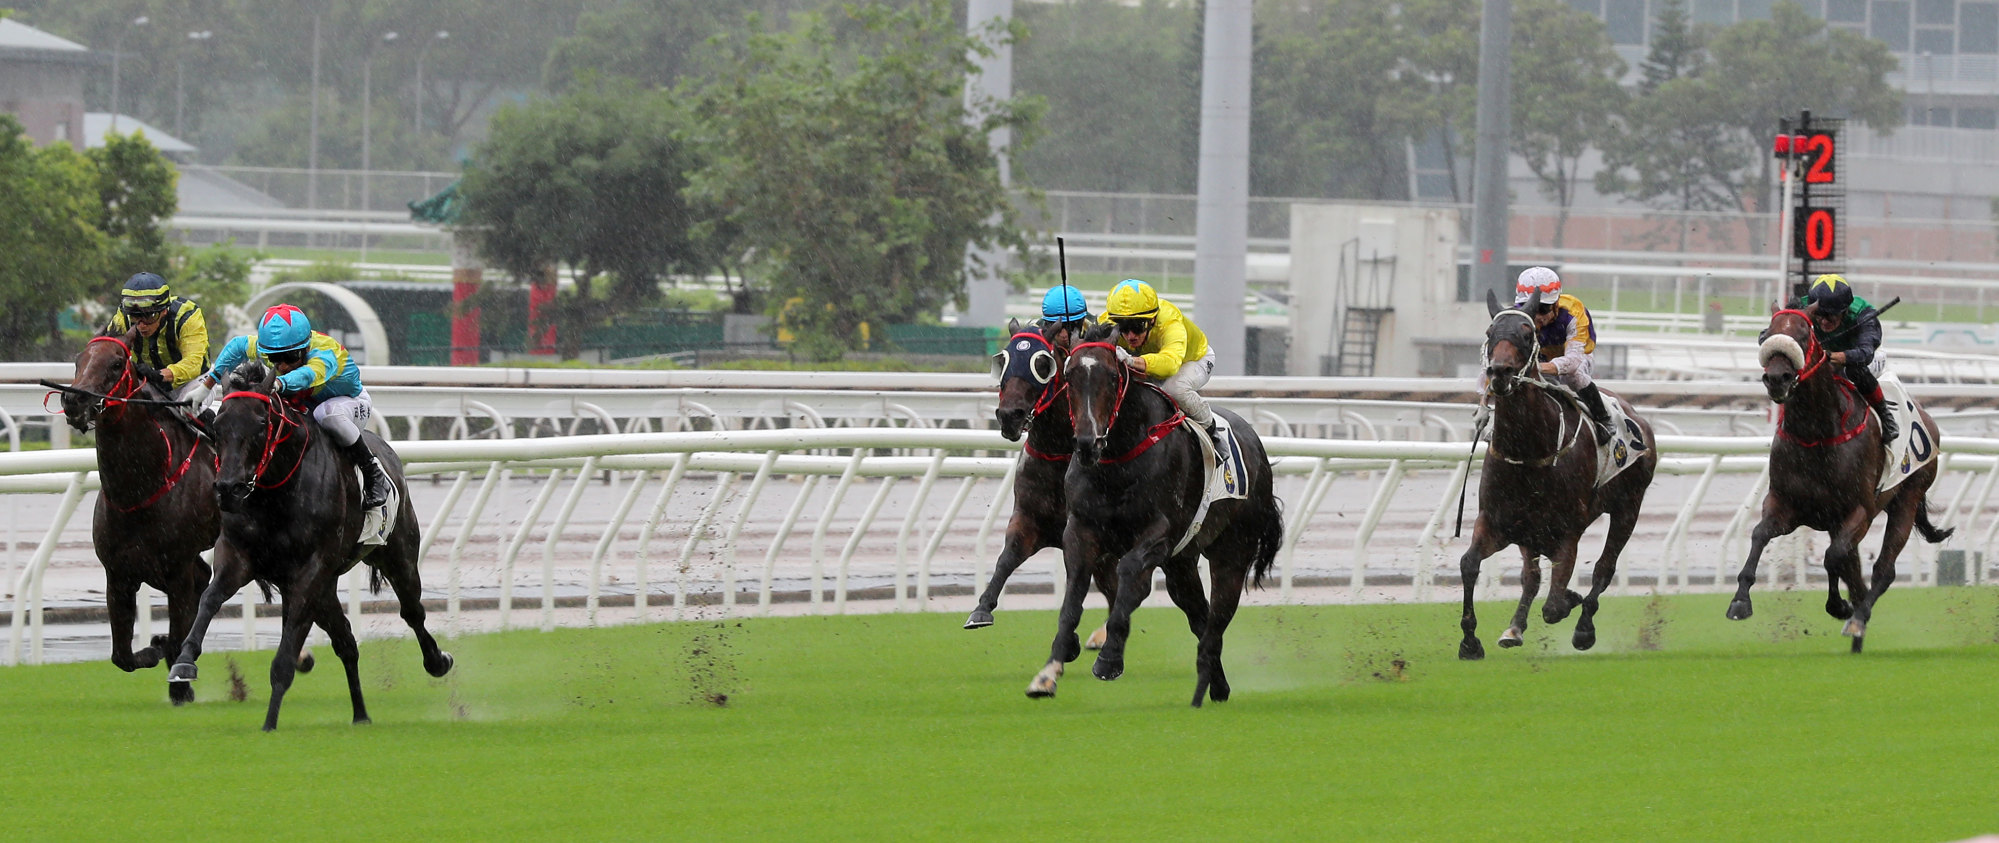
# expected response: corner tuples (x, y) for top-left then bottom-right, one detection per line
(967, 319), (1117, 648)
(1458, 293), (1658, 659)
(1028, 322), (1282, 707)
(168, 361), (450, 730)
(54, 330), (225, 705)
(1731, 308), (1953, 652)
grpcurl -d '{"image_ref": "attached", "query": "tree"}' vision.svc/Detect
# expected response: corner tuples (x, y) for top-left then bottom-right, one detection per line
(88, 131), (179, 281)
(689, 1), (1042, 361)
(542, 0), (806, 93)
(1706, 1), (1902, 214)
(1010, 0), (1197, 194)
(1250, 0), (1425, 200)
(1508, 0), (1627, 247)
(0, 116), (108, 359)
(460, 85), (717, 359)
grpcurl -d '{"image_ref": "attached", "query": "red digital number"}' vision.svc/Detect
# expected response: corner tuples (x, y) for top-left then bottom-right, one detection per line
(1803, 133), (1835, 184)
(1803, 209), (1835, 260)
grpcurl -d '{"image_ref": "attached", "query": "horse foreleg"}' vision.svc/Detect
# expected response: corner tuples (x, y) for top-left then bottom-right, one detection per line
(1575, 507), (1639, 652)
(166, 564), (205, 706)
(262, 590), (315, 732)
(1458, 517), (1505, 661)
(1499, 547), (1541, 649)
(1093, 535), (1165, 682)
(968, 518), (1042, 630)
(1027, 530), (1097, 699)
(105, 575), (152, 673)
(170, 546), (253, 684)
(1728, 499), (1796, 621)
(312, 591), (370, 725)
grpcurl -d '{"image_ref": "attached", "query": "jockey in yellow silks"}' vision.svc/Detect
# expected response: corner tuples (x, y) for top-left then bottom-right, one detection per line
(1098, 279), (1222, 449)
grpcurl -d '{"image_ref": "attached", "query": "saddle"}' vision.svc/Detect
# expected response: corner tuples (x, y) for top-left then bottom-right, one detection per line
(1172, 414), (1249, 554)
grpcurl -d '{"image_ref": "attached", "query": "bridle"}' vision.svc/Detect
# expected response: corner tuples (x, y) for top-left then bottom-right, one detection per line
(219, 389), (312, 490)
(47, 336), (214, 511)
(1764, 309), (1867, 447)
(1482, 309), (1584, 467)
(1067, 341), (1183, 465)
(996, 331), (1072, 461)
(1482, 310), (1539, 395)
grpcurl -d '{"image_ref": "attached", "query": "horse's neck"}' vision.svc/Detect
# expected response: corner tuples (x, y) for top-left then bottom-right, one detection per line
(94, 408), (172, 483)
(1782, 373), (1865, 441)
(1102, 383), (1173, 452)
(1025, 390), (1073, 450)
(1490, 385), (1573, 461)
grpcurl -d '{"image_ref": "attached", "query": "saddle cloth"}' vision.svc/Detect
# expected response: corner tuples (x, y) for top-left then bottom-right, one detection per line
(1173, 413), (1250, 555)
(1592, 390), (1649, 489)
(1878, 373), (1938, 493)
(354, 470), (399, 551)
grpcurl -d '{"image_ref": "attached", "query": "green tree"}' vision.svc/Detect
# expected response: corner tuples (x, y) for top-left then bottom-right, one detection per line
(88, 131), (179, 281)
(461, 85), (717, 359)
(1011, 0), (1196, 194)
(1250, 0), (1424, 200)
(543, 0), (807, 93)
(1379, 0), (1479, 202)
(1509, 0), (1627, 247)
(689, 1), (1041, 362)
(0, 116), (108, 359)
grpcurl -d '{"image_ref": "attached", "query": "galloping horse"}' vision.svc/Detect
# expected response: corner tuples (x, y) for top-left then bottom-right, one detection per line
(1459, 293), (1657, 659)
(55, 329), (221, 705)
(967, 319), (1117, 647)
(1731, 308), (1953, 652)
(170, 362), (450, 730)
(1029, 322), (1282, 707)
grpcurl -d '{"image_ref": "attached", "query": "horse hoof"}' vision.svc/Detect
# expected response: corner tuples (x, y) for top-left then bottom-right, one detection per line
(1841, 619), (1865, 639)
(297, 652), (316, 674)
(1826, 600), (1853, 621)
(1497, 629), (1523, 649)
(353, 717), (372, 726)
(1084, 627), (1108, 651)
(1459, 639), (1485, 661)
(1850, 636), (1865, 654)
(1209, 680), (1230, 703)
(168, 663), (197, 683)
(963, 610), (994, 629)
(1025, 679), (1057, 699)
(427, 652), (454, 678)
(1091, 656), (1123, 681)
(1726, 600), (1753, 621)
(1573, 629), (1597, 651)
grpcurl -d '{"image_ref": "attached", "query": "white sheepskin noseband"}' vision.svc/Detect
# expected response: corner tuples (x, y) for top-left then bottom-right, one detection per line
(1758, 333), (1805, 369)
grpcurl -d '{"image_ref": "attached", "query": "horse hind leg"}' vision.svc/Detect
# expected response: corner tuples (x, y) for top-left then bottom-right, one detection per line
(1827, 507), (1875, 652)
(313, 592), (370, 724)
(1194, 556), (1251, 707)
(1575, 506), (1639, 652)
(1499, 547), (1542, 649)
(1850, 496), (1921, 652)
(376, 550), (453, 678)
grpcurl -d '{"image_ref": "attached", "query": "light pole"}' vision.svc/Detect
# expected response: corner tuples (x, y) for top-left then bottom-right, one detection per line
(109, 15), (149, 133)
(362, 31), (399, 216)
(414, 30), (448, 141)
(176, 30), (213, 139)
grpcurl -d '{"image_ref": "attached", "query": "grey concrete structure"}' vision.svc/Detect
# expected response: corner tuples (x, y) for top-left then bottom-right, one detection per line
(0, 20), (103, 148)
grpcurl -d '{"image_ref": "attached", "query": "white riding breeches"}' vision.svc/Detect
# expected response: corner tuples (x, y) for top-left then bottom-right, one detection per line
(1553, 354), (1594, 392)
(312, 390), (373, 447)
(1161, 346), (1217, 426)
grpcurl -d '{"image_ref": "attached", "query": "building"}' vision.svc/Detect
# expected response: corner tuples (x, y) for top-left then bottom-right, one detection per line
(0, 19), (103, 147)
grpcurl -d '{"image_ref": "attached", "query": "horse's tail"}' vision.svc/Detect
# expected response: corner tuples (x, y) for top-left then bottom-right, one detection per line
(1916, 497), (1955, 544)
(1249, 495), (1284, 589)
(255, 579), (274, 604)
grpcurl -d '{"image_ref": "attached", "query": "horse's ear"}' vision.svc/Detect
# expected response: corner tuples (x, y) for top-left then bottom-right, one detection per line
(1485, 289), (1501, 318)
(1007, 317), (1021, 336)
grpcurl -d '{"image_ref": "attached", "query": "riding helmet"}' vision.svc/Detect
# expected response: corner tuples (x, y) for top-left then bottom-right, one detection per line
(120, 272), (172, 317)
(257, 304), (314, 354)
(1105, 279), (1160, 326)
(1513, 266), (1562, 308)
(1040, 286), (1091, 325)
(1806, 274), (1853, 313)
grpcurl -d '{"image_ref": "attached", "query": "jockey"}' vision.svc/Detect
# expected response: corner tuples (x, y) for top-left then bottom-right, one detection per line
(199, 304), (393, 510)
(1039, 285), (1093, 352)
(103, 272), (210, 393)
(1514, 266), (1615, 445)
(1098, 279), (1222, 448)
(1793, 273), (1896, 444)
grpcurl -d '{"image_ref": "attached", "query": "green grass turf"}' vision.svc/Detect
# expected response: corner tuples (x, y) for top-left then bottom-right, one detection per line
(6, 589), (1997, 840)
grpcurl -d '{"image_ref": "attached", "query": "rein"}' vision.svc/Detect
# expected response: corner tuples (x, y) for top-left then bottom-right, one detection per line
(1768, 310), (1868, 448)
(1482, 313), (1587, 468)
(1069, 341), (1185, 465)
(56, 336), (214, 512)
(1003, 331), (1073, 462)
(220, 390), (312, 490)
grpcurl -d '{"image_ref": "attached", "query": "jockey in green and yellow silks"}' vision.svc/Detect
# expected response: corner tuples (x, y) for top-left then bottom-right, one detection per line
(1098, 279), (1220, 447)
(1792, 273), (1895, 444)
(104, 272), (210, 392)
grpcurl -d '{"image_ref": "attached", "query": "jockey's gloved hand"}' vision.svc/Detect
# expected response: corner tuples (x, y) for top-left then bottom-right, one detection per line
(132, 364), (170, 391)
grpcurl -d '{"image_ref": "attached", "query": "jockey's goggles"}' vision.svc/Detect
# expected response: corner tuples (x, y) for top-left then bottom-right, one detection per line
(1110, 317), (1153, 334)
(267, 348), (308, 366)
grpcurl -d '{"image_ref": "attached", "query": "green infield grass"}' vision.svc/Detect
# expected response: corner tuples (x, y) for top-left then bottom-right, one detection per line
(3, 589), (1997, 840)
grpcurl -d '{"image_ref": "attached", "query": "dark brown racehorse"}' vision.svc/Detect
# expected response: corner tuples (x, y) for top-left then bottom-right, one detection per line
(1028, 323), (1281, 707)
(1459, 294), (1658, 659)
(170, 362), (449, 730)
(968, 319), (1115, 647)
(56, 330), (223, 705)
(1730, 308), (1953, 652)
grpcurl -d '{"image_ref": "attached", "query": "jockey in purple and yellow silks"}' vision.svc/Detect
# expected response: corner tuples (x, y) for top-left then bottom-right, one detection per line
(1513, 266), (1615, 445)
(197, 304), (391, 511)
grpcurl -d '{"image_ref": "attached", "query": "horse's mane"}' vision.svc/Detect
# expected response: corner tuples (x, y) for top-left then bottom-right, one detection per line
(226, 360), (270, 392)
(1079, 321), (1118, 344)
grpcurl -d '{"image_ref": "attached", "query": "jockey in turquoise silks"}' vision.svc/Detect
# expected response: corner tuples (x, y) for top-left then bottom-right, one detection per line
(198, 304), (391, 511)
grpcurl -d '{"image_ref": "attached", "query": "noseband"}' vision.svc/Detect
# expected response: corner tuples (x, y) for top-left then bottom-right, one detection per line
(220, 390), (312, 490)
(1482, 310), (1585, 467)
(1764, 310), (1866, 447)
(1483, 310), (1539, 390)
(998, 332), (1073, 461)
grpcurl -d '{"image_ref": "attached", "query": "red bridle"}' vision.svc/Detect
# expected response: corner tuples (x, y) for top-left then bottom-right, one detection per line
(999, 331), (1073, 462)
(1767, 309), (1866, 447)
(59, 336), (216, 512)
(1066, 341), (1184, 465)
(220, 390), (312, 489)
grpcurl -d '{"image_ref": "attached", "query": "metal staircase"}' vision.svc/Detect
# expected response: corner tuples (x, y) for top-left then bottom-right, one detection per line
(1325, 237), (1397, 377)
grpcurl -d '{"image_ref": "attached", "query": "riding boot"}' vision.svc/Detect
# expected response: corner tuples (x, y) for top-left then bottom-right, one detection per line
(1577, 383), (1615, 446)
(341, 439), (393, 510)
(1869, 390), (1900, 446)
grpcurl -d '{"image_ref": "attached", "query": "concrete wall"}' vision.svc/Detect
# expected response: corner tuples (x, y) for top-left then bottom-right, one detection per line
(0, 58), (87, 147)
(1287, 203), (1481, 378)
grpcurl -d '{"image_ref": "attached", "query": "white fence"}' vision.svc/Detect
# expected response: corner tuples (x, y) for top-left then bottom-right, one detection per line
(6, 427), (1999, 666)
